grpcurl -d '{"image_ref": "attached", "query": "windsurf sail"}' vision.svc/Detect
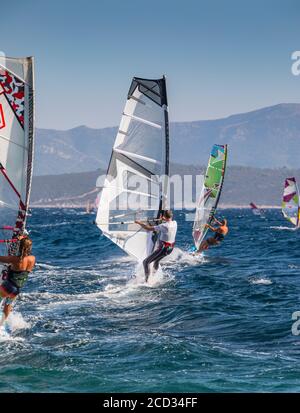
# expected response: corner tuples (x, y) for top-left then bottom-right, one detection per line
(193, 144), (227, 250)
(250, 202), (259, 211)
(86, 200), (91, 214)
(282, 177), (300, 227)
(0, 56), (35, 255)
(96, 76), (169, 260)
(250, 202), (265, 217)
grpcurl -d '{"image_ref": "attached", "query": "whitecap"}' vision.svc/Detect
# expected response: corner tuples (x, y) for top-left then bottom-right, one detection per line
(270, 226), (298, 231)
(6, 311), (31, 332)
(163, 247), (205, 266)
(249, 277), (273, 285)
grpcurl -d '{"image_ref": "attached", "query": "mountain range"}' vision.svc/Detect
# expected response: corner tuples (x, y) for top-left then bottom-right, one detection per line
(34, 103), (300, 175)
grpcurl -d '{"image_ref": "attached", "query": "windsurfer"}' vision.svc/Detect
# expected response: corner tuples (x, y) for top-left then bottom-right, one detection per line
(135, 210), (177, 282)
(197, 217), (228, 252)
(0, 236), (35, 325)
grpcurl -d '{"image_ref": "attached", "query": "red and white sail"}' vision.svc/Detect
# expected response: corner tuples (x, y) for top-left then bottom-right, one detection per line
(282, 177), (300, 227)
(0, 56), (34, 254)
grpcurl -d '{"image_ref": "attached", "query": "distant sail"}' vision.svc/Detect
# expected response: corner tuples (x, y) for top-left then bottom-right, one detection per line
(250, 202), (264, 217)
(0, 56), (34, 255)
(193, 144), (227, 250)
(282, 177), (300, 227)
(86, 200), (92, 214)
(96, 77), (169, 260)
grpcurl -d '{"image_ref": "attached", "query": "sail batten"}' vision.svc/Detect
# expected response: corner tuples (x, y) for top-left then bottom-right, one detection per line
(123, 112), (162, 129)
(102, 185), (159, 199)
(114, 148), (161, 164)
(193, 144), (227, 250)
(96, 76), (169, 260)
(0, 134), (29, 150)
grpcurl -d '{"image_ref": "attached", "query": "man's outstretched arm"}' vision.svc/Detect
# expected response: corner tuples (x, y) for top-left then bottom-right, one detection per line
(135, 220), (155, 231)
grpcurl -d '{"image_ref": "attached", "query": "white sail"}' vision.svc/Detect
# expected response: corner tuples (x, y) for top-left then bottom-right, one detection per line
(0, 56), (34, 255)
(96, 77), (169, 260)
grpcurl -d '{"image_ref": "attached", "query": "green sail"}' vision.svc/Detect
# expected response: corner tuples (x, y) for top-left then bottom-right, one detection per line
(193, 144), (228, 250)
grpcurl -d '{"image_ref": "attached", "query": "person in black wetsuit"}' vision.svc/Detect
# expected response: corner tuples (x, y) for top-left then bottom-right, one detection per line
(0, 237), (35, 324)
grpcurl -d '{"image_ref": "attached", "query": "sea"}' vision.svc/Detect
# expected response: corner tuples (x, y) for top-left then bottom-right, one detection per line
(0, 208), (300, 393)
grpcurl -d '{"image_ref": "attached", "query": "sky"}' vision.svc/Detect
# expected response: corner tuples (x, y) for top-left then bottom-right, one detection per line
(1, 0), (300, 129)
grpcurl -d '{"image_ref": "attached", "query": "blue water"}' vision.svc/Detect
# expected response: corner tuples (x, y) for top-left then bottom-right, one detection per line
(1, 208), (300, 393)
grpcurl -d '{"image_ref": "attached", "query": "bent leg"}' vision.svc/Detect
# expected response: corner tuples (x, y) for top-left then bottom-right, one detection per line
(153, 247), (173, 272)
(143, 247), (164, 282)
(153, 250), (166, 272)
(198, 240), (209, 252)
(199, 237), (220, 252)
(3, 303), (13, 319)
(0, 295), (4, 326)
(0, 295), (16, 326)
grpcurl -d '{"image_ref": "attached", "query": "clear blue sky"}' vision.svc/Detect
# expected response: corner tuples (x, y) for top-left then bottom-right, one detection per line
(1, 0), (299, 129)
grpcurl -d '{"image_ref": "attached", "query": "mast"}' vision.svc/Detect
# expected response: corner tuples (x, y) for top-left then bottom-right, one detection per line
(158, 75), (169, 216)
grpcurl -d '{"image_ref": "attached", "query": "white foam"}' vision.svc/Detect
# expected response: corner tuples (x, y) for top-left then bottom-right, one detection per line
(36, 262), (58, 270)
(270, 226), (298, 231)
(163, 247), (205, 266)
(6, 311), (31, 332)
(0, 312), (29, 341)
(0, 327), (11, 341)
(249, 278), (273, 285)
(128, 263), (167, 288)
(100, 262), (173, 303)
(35, 221), (71, 228)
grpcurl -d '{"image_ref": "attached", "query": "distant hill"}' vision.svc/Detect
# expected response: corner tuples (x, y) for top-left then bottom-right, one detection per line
(34, 103), (300, 175)
(31, 164), (300, 208)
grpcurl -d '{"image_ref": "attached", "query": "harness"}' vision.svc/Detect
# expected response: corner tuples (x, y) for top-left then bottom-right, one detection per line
(160, 241), (175, 254)
(7, 269), (29, 289)
(214, 232), (224, 241)
(162, 241), (175, 248)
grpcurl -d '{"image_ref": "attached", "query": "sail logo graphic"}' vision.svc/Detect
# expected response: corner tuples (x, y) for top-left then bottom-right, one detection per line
(291, 51), (300, 76)
(0, 104), (5, 129)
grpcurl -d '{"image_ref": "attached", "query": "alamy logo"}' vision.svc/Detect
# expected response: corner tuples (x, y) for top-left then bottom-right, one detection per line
(291, 51), (300, 76)
(95, 172), (205, 220)
(291, 311), (300, 335)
